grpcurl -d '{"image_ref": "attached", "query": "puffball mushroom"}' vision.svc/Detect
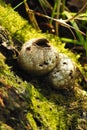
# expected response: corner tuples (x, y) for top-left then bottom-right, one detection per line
(47, 53), (76, 89)
(17, 38), (59, 76)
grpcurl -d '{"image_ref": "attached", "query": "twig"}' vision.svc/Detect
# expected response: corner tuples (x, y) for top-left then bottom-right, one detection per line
(64, 2), (87, 22)
(24, 0), (40, 30)
(29, 9), (86, 36)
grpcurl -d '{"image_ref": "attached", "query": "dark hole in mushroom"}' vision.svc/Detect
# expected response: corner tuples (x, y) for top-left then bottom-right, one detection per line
(44, 61), (49, 65)
(39, 61), (49, 67)
(26, 46), (31, 51)
(56, 55), (58, 59)
(69, 70), (73, 79)
(34, 38), (50, 47)
(39, 64), (43, 67)
(56, 70), (60, 73)
(63, 62), (67, 64)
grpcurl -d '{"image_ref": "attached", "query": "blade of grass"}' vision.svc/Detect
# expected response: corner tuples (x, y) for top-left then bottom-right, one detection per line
(50, 0), (58, 25)
(64, 11), (85, 44)
(38, 0), (53, 11)
(60, 37), (79, 44)
(63, 11), (87, 55)
(50, 0), (61, 35)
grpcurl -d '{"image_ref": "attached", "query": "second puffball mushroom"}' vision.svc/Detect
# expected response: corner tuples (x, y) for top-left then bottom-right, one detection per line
(46, 53), (76, 89)
(17, 38), (59, 76)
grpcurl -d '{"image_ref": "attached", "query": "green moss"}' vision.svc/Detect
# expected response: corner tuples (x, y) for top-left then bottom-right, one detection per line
(0, 52), (70, 130)
(0, 3), (44, 42)
(25, 85), (68, 130)
(0, 1), (64, 51)
(0, 53), (12, 81)
(0, 52), (69, 130)
(0, 122), (14, 130)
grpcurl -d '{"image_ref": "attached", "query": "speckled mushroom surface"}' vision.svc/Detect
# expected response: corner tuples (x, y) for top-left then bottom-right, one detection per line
(47, 53), (76, 89)
(17, 38), (59, 76)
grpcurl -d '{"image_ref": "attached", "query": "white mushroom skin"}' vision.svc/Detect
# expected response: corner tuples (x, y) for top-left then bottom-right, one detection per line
(17, 38), (59, 76)
(47, 53), (76, 89)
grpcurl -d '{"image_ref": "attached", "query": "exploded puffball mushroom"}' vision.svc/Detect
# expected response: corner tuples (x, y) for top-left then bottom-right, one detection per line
(17, 38), (77, 89)
(17, 38), (59, 76)
(47, 53), (76, 89)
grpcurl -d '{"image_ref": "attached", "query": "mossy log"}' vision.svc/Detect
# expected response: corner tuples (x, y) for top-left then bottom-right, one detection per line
(0, 1), (87, 130)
